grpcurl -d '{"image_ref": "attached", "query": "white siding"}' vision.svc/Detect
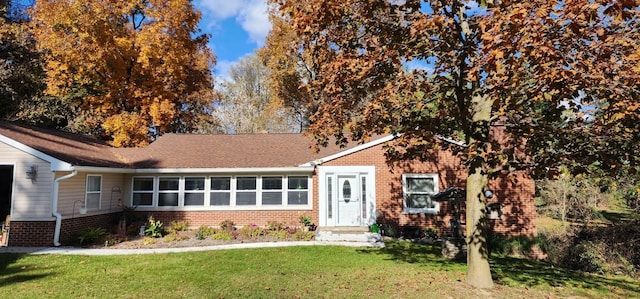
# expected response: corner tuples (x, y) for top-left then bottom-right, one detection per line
(58, 172), (126, 218)
(0, 141), (54, 220)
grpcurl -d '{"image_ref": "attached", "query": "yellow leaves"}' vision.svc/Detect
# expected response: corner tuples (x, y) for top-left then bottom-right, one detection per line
(102, 112), (150, 148)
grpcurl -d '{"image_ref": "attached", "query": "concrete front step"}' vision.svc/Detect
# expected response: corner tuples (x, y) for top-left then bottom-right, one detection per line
(316, 227), (382, 243)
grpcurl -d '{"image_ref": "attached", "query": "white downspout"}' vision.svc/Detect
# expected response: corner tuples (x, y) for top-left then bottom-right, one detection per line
(52, 170), (77, 246)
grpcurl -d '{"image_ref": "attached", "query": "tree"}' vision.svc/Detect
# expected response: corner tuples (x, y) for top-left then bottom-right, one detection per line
(0, 0), (46, 120)
(28, 0), (217, 147)
(215, 53), (301, 133)
(259, 10), (320, 129)
(265, 0), (640, 288)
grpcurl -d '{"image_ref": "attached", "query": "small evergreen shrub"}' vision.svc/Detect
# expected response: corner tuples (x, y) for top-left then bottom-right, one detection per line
(78, 227), (107, 245)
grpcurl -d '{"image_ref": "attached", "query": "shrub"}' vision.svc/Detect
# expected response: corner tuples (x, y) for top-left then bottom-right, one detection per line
(292, 230), (315, 241)
(539, 222), (639, 275)
(195, 225), (215, 240)
(141, 237), (157, 245)
(78, 227), (107, 245)
(211, 231), (234, 241)
(220, 220), (235, 232)
(169, 220), (189, 233)
(238, 224), (264, 239)
(145, 216), (165, 238)
(488, 234), (537, 257)
(298, 214), (312, 227)
(267, 230), (289, 239)
(267, 221), (286, 231)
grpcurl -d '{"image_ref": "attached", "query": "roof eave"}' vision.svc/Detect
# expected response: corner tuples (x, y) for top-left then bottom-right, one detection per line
(72, 166), (315, 174)
(0, 134), (73, 171)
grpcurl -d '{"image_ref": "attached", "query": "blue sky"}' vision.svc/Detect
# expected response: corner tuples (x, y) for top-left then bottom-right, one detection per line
(194, 0), (271, 82)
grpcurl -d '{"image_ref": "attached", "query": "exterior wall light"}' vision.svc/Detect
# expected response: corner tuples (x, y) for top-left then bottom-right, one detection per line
(26, 165), (38, 180)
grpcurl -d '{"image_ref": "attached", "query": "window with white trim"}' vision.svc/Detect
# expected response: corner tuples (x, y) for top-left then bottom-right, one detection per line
(184, 177), (205, 206)
(236, 177), (257, 205)
(132, 177), (154, 206)
(262, 176), (283, 205)
(85, 175), (101, 210)
(210, 177), (231, 206)
(158, 177), (179, 206)
(402, 174), (439, 214)
(287, 176), (309, 205)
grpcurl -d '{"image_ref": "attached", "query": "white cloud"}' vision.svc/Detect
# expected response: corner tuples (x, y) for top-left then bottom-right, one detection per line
(197, 0), (271, 46)
(214, 59), (236, 84)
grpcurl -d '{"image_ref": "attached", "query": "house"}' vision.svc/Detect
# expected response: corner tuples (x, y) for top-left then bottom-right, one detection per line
(0, 121), (537, 247)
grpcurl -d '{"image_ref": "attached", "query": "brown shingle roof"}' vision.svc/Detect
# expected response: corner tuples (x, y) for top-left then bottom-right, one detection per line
(0, 122), (369, 169)
(113, 133), (354, 168)
(0, 121), (129, 168)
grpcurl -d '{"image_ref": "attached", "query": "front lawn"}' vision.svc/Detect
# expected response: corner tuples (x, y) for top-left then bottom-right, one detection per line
(1, 241), (638, 298)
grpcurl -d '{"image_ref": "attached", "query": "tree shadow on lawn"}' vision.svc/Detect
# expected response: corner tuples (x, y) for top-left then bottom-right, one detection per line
(0, 253), (53, 285)
(357, 241), (466, 271)
(491, 256), (640, 293)
(359, 241), (639, 293)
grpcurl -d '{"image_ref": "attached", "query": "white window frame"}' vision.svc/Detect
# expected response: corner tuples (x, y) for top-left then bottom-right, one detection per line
(184, 176), (206, 206)
(209, 176), (232, 206)
(85, 175), (102, 210)
(129, 174), (312, 210)
(402, 173), (439, 214)
(261, 176), (284, 205)
(286, 175), (309, 206)
(158, 176), (180, 207)
(132, 176), (155, 207)
(235, 176), (257, 206)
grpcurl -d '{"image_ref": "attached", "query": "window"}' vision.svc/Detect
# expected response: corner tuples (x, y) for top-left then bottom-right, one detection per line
(85, 175), (101, 210)
(184, 177), (205, 206)
(287, 176), (308, 205)
(402, 174), (439, 214)
(236, 177), (256, 205)
(210, 177), (231, 206)
(262, 176), (283, 205)
(158, 177), (179, 206)
(133, 177), (154, 206)
(327, 176), (333, 219)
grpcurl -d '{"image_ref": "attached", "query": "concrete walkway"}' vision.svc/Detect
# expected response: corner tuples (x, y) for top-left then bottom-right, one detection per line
(0, 240), (384, 256)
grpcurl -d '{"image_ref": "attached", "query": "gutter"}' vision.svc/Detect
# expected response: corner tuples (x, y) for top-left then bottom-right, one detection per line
(52, 170), (77, 246)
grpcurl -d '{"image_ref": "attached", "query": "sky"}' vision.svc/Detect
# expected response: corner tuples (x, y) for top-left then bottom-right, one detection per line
(194, 0), (271, 82)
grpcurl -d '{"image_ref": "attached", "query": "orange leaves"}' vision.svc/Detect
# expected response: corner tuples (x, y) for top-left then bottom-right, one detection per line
(29, 0), (215, 146)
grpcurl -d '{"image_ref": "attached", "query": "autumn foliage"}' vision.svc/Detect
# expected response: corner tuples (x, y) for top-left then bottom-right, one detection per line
(29, 0), (216, 147)
(265, 0), (640, 288)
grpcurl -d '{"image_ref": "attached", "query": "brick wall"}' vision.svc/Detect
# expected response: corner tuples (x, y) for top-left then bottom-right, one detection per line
(59, 213), (120, 245)
(7, 221), (56, 247)
(134, 210), (316, 229)
(324, 141), (537, 237)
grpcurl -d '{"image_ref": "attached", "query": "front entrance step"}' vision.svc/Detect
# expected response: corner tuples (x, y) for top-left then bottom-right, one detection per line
(316, 227), (382, 243)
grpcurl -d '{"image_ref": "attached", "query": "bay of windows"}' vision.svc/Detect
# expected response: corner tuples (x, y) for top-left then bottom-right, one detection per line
(131, 175), (310, 208)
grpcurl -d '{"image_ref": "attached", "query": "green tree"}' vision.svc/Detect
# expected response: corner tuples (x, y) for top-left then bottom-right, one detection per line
(29, 0), (217, 147)
(265, 0), (640, 288)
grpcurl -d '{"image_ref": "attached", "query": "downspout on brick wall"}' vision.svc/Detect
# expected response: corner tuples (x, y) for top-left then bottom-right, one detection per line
(52, 170), (77, 246)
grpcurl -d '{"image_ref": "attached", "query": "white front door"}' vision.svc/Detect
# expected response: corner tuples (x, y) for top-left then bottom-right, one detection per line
(337, 174), (360, 226)
(318, 166), (376, 227)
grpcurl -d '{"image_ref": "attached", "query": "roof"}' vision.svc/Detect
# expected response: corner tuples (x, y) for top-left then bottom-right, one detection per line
(0, 121), (128, 168)
(0, 121), (385, 170)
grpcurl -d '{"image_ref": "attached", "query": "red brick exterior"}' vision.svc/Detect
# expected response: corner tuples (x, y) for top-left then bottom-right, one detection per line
(324, 142), (537, 237)
(136, 210), (317, 229)
(7, 221), (56, 247)
(7, 139), (536, 246)
(59, 213), (120, 245)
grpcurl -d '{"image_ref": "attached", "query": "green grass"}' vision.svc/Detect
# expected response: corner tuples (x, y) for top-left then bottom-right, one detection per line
(1, 241), (638, 298)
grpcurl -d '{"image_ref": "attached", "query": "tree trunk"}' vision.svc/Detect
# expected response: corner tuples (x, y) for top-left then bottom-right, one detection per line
(465, 94), (494, 288)
(465, 165), (494, 289)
